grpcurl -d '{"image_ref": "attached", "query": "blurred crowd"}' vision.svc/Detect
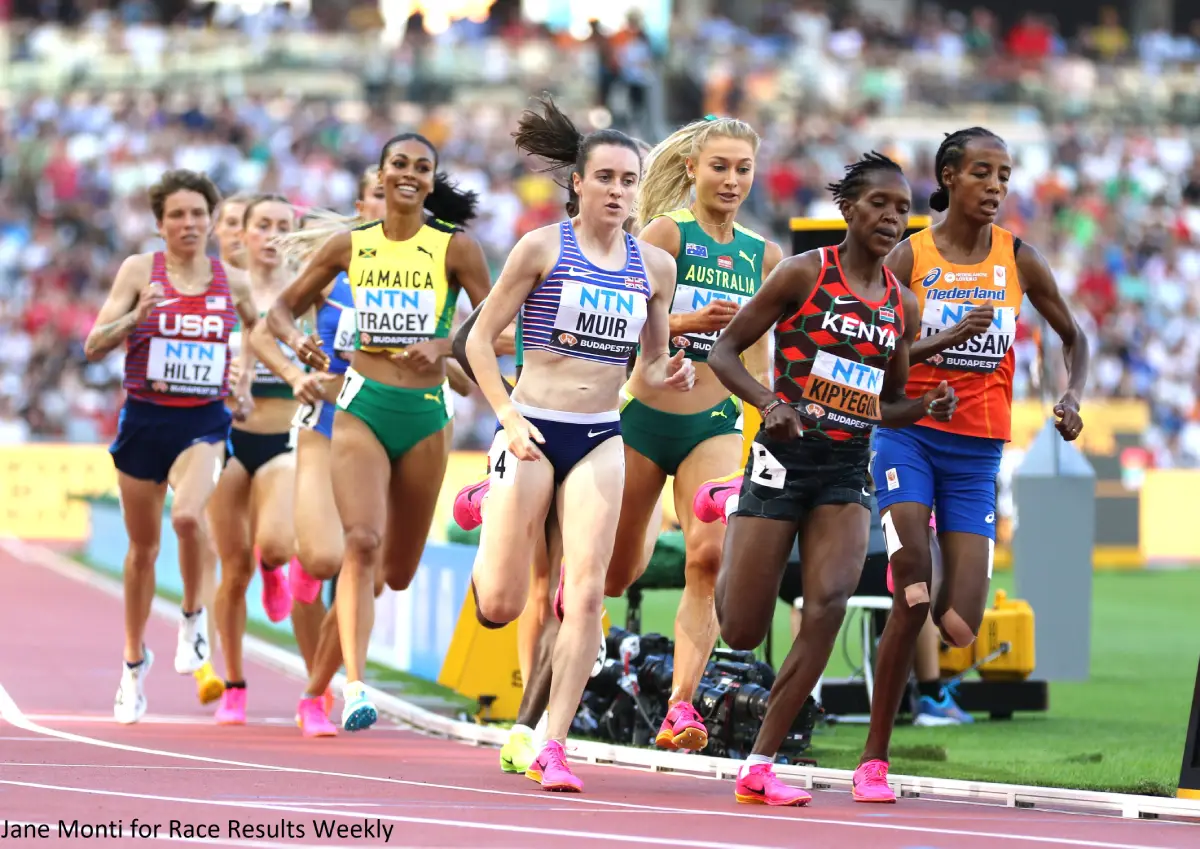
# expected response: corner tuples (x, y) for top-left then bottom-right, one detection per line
(2, 1), (1200, 468)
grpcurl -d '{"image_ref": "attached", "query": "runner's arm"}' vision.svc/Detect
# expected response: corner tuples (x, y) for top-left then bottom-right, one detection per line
(268, 231), (350, 350)
(1018, 241), (1089, 438)
(83, 254), (153, 362)
(709, 251), (820, 413)
(637, 244), (687, 389)
(879, 287), (956, 428)
(451, 302), (514, 395)
(741, 239), (786, 388)
(464, 228), (550, 423)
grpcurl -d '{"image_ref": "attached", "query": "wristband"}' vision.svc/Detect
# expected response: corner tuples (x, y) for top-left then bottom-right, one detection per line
(761, 399), (785, 418)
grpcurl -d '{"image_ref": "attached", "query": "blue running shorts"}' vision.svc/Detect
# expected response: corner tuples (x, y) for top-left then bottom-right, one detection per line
(871, 425), (1003, 539)
(110, 398), (232, 484)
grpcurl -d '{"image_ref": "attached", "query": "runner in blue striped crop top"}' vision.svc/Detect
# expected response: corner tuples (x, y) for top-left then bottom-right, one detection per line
(460, 93), (693, 794)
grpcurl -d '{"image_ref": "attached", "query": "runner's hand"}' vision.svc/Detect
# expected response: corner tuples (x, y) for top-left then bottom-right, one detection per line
(663, 350), (695, 391)
(231, 393), (254, 422)
(500, 408), (545, 461)
(290, 372), (336, 406)
(922, 381), (957, 422)
(950, 302), (995, 344)
(764, 402), (803, 441)
(133, 282), (164, 323)
(1054, 392), (1083, 442)
(687, 299), (740, 333)
(290, 333), (329, 372)
(390, 340), (443, 370)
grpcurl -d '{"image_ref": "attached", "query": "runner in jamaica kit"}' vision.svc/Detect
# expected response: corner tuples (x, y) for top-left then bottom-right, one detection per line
(706, 153), (957, 806)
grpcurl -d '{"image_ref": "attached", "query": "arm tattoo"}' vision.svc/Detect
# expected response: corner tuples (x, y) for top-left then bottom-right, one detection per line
(85, 312), (138, 360)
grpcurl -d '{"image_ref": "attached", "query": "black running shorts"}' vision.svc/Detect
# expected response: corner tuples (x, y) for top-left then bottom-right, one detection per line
(734, 431), (872, 523)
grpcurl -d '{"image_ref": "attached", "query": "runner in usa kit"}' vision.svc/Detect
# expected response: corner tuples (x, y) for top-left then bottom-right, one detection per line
(705, 153), (957, 807)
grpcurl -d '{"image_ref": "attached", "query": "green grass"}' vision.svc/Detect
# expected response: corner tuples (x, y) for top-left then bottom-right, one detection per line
(603, 569), (1198, 796)
(75, 556), (473, 713)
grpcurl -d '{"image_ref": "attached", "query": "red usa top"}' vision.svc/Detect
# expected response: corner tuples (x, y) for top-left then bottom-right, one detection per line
(122, 252), (239, 407)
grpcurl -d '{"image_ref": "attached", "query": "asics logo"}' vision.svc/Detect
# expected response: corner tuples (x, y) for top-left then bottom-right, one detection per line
(739, 250), (756, 272)
(193, 633), (206, 658)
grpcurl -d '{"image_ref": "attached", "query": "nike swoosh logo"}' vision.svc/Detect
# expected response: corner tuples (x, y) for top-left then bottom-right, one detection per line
(862, 487), (871, 498)
(833, 296), (857, 305)
(588, 429), (613, 438)
(157, 298), (181, 308)
(562, 266), (592, 277)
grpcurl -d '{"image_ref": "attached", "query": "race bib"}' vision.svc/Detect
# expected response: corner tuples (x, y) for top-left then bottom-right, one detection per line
(800, 349), (883, 432)
(291, 400), (324, 431)
(669, 285), (751, 357)
(333, 307), (357, 355)
(920, 301), (1016, 373)
(549, 280), (646, 359)
(146, 338), (228, 397)
(354, 287), (437, 348)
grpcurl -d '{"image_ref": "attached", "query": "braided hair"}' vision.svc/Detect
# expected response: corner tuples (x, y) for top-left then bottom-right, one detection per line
(928, 127), (1005, 212)
(826, 151), (905, 210)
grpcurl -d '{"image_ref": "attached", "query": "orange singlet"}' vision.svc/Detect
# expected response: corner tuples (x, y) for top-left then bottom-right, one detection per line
(905, 225), (1023, 442)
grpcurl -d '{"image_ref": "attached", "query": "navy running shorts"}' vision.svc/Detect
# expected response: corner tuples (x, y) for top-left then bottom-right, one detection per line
(109, 398), (232, 484)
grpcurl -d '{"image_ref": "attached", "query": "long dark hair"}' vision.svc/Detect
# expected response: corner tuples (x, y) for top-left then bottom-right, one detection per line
(511, 93), (643, 213)
(378, 132), (480, 227)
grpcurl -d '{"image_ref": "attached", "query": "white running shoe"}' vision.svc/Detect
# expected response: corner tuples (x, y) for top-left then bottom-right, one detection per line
(114, 647), (154, 724)
(175, 607), (210, 674)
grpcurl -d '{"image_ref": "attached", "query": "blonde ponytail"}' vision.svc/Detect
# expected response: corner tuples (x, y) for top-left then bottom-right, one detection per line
(273, 167), (382, 268)
(635, 116), (761, 230)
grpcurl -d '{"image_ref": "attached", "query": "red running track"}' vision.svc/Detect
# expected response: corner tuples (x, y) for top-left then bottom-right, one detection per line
(0, 544), (1195, 849)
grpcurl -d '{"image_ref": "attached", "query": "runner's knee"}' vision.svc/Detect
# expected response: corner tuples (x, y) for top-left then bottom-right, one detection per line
(683, 537), (722, 588)
(126, 542), (160, 571)
(719, 614), (768, 651)
(297, 542), (341, 581)
(798, 590), (851, 636)
(343, 526), (381, 563)
(257, 538), (292, 569)
(170, 508), (202, 541)
(937, 607), (976, 648)
(472, 577), (518, 629)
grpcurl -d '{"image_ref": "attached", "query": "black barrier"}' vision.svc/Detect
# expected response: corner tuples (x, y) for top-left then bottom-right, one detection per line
(1179, 653), (1200, 800)
(790, 216), (932, 257)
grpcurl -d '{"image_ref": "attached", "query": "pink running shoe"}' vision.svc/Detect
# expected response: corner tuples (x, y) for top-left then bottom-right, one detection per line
(734, 763), (812, 806)
(655, 701), (708, 751)
(288, 557), (322, 605)
(886, 562), (894, 594)
(323, 687), (334, 717)
(260, 558), (292, 623)
(693, 473), (743, 525)
(453, 478), (490, 531)
(297, 695), (337, 738)
(525, 740), (582, 792)
(215, 687), (246, 725)
(852, 759), (896, 803)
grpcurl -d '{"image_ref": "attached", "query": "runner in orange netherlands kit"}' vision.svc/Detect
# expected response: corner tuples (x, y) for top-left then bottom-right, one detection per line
(853, 127), (1090, 803)
(707, 153), (957, 806)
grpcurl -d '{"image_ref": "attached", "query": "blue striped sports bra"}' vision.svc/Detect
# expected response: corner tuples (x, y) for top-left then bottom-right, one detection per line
(520, 221), (651, 366)
(316, 272), (355, 376)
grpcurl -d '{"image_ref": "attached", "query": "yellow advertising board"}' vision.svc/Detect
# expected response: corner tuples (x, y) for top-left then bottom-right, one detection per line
(0, 444), (116, 541)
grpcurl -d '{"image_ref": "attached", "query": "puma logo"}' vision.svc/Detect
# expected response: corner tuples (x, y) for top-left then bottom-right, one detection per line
(424, 392), (442, 403)
(739, 250), (756, 272)
(417, 246), (433, 260)
(711, 409), (727, 419)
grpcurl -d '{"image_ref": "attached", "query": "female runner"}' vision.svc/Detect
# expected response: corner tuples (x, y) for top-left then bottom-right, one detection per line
(85, 169), (257, 724)
(267, 134), (492, 731)
(276, 168), (389, 737)
(208, 194), (326, 724)
(465, 94), (693, 792)
(602, 115), (781, 751)
(186, 190), (255, 708)
(706, 153), (956, 806)
(855, 127), (1088, 802)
